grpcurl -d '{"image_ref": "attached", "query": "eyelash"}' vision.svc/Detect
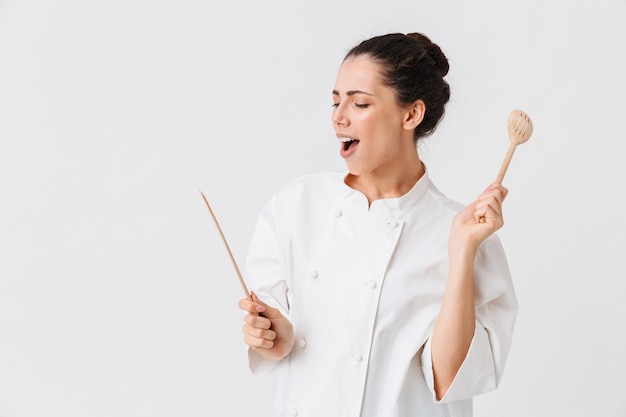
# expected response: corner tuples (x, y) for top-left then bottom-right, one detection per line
(331, 103), (370, 108)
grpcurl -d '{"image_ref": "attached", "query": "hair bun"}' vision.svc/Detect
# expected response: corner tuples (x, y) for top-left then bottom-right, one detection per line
(407, 32), (449, 77)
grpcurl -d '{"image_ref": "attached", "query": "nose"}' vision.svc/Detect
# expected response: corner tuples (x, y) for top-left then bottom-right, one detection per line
(332, 103), (349, 127)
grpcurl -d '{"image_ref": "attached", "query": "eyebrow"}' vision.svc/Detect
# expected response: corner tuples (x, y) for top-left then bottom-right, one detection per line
(331, 89), (374, 97)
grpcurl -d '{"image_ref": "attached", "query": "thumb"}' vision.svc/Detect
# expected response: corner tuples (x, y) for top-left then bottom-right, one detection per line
(251, 292), (282, 319)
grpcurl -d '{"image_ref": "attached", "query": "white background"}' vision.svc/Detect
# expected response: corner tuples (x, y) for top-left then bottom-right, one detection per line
(1, 0), (625, 416)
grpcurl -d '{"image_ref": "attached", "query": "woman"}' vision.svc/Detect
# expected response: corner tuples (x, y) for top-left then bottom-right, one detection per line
(238, 32), (517, 417)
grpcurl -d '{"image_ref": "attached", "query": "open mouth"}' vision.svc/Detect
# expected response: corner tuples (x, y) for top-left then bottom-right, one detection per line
(342, 138), (359, 151)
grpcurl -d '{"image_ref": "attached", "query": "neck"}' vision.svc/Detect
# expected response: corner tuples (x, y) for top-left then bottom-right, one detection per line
(345, 154), (425, 206)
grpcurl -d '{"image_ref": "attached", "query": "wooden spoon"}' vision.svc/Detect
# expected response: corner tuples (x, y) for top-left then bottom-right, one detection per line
(200, 191), (252, 300)
(495, 109), (533, 184)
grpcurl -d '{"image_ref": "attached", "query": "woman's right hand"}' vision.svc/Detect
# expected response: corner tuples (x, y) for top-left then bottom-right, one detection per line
(238, 292), (295, 361)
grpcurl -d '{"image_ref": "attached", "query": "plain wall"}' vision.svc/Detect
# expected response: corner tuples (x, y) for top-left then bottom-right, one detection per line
(1, 0), (625, 416)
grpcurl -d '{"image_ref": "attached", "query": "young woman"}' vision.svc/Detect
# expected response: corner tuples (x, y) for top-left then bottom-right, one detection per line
(238, 32), (517, 417)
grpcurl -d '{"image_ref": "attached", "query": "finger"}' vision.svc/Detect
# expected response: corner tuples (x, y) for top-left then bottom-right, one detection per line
(244, 313), (272, 330)
(474, 200), (492, 220)
(242, 321), (277, 340)
(243, 332), (275, 350)
(238, 296), (266, 315)
(475, 203), (504, 228)
(493, 183), (509, 199)
(481, 184), (508, 202)
(475, 207), (489, 223)
(251, 292), (283, 319)
(500, 185), (509, 200)
(478, 189), (503, 207)
(476, 199), (502, 218)
(474, 195), (500, 216)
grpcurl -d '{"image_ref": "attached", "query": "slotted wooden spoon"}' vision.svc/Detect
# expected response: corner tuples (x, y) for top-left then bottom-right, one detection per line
(495, 109), (533, 184)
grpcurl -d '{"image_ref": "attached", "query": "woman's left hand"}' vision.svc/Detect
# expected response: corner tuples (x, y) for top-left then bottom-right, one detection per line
(449, 183), (508, 254)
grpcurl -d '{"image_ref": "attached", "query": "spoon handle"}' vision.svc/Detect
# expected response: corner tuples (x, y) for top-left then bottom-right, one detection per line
(200, 191), (252, 300)
(495, 142), (517, 184)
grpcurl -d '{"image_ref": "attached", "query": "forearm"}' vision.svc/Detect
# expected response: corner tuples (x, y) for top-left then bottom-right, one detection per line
(431, 246), (477, 400)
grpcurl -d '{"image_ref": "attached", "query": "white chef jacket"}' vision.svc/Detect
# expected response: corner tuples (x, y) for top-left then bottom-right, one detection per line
(245, 169), (518, 417)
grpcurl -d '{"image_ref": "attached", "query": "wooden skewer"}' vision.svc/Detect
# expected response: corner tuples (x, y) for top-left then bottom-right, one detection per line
(200, 191), (251, 300)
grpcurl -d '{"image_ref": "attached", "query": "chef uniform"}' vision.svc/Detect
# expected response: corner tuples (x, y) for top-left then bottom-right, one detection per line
(245, 169), (518, 417)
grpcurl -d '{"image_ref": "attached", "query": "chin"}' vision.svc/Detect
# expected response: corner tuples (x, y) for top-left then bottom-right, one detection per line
(344, 164), (360, 176)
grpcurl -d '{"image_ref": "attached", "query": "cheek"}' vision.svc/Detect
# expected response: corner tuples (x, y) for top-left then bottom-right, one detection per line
(357, 112), (379, 130)
(365, 114), (393, 136)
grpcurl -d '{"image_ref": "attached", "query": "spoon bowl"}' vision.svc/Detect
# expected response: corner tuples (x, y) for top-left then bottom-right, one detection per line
(495, 109), (533, 184)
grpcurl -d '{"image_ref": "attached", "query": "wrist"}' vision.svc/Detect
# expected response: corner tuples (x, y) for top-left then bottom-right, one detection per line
(448, 235), (478, 259)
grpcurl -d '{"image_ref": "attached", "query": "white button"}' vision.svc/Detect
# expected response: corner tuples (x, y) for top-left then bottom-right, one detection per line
(352, 353), (363, 362)
(365, 280), (377, 289)
(387, 219), (399, 228)
(334, 209), (343, 217)
(298, 338), (307, 348)
(288, 407), (299, 416)
(309, 270), (319, 279)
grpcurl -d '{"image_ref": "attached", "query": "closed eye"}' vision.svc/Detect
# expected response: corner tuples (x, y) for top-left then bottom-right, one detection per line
(355, 103), (369, 108)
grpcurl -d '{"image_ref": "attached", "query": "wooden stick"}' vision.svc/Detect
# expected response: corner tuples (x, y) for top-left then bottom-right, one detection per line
(200, 191), (251, 300)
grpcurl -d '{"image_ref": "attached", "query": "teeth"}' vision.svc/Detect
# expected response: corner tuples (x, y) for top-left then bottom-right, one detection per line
(339, 137), (356, 142)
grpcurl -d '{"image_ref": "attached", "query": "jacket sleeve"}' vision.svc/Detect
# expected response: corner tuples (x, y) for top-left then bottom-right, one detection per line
(244, 194), (293, 375)
(420, 235), (518, 402)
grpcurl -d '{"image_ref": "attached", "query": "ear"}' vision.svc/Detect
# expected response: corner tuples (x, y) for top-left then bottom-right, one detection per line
(403, 99), (426, 131)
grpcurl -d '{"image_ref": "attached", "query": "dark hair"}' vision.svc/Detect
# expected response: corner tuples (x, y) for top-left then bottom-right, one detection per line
(344, 32), (450, 141)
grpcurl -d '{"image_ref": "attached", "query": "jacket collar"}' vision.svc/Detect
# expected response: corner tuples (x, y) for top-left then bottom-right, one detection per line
(338, 164), (431, 217)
